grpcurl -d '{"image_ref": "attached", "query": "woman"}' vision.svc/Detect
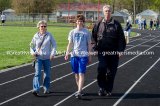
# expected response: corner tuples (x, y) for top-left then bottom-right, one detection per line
(30, 20), (56, 96)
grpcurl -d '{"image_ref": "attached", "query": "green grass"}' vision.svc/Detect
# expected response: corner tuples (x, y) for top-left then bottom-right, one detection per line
(0, 24), (138, 70)
(0, 26), (72, 69)
(130, 32), (137, 37)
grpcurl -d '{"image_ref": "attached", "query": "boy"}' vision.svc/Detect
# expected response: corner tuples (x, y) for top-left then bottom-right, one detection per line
(64, 14), (92, 99)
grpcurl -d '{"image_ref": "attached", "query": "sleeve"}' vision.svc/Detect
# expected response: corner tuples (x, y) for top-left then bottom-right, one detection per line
(68, 30), (73, 43)
(117, 22), (126, 52)
(91, 23), (98, 44)
(87, 30), (91, 43)
(50, 34), (57, 56)
(30, 36), (36, 55)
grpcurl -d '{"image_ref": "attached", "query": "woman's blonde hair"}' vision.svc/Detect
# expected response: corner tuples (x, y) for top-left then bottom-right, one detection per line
(37, 20), (47, 28)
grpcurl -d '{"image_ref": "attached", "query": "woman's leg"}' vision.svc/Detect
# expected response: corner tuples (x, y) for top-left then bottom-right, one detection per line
(33, 59), (42, 92)
(43, 59), (51, 92)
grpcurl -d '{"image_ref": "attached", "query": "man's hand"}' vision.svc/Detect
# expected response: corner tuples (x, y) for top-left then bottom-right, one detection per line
(88, 56), (92, 64)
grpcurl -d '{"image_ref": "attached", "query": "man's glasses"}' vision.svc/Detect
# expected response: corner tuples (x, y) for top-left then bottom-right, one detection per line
(105, 10), (111, 12)
(40, 26), (47, 28)
(77, 20), (83, 22)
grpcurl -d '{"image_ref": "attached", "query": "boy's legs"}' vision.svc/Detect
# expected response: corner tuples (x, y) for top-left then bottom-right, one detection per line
(77, 73), (84, 93)
(75, 74), (79, 86)
(77, 57), (88, 93)
(71, 57), (88, 98)
(71, 57), (79, 88)
(74, 73), (84, 93)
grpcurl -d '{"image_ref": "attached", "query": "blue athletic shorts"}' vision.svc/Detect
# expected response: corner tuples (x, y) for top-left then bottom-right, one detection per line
(70, 57), (88, 74)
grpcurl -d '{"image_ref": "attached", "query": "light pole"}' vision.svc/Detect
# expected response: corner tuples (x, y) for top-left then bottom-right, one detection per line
(98, 0), (100, 20)
(68, 0), (70, 23)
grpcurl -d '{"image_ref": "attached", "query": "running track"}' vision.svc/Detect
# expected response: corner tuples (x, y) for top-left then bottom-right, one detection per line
(0, 29), (160, 106)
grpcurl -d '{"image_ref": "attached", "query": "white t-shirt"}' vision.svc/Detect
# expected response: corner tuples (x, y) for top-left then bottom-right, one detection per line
(68, 28), (91, 57)
(1, 14), (6, 20)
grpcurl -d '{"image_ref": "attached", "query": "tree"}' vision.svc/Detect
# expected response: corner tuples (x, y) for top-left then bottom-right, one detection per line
(12, 0), (57, 22)
(12, 0), (56, 14)
(12, 0), (32, 13)
(152, 0), (160, 12)
(0, 0), (11, 13)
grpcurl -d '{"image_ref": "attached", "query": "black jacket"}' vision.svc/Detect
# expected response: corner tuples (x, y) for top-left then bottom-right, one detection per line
(92, 18), (126, 52)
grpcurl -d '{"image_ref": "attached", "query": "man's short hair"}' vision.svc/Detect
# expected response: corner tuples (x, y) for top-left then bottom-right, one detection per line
(76, 14), (85, 22)
(103, 5), (112, 12)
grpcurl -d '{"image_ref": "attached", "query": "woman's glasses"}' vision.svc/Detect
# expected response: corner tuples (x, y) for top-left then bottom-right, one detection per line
(40, 26), (47, 28)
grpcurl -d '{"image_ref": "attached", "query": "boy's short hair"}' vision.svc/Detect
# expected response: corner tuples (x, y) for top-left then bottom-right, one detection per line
(76, 14), (85, 22)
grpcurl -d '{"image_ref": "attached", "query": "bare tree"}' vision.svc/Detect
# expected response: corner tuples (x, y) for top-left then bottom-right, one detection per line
(12, 0), (56, 22)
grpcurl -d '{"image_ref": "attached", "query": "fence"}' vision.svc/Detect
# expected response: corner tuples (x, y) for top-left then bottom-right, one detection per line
(5, 13), (57, 22)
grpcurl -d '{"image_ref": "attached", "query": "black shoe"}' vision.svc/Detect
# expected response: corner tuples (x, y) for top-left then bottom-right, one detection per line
(106, 92), (112, 96)
(98, 88), (106, 96)
(32, 91), (39, 96)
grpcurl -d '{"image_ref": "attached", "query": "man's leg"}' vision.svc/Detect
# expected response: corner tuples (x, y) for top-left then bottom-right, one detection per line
(97, 54), (107, 96)
(106, 55), (119, 94)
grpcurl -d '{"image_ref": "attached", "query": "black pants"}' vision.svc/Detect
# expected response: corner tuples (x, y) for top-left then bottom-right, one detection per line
(97, 53), (119, 92)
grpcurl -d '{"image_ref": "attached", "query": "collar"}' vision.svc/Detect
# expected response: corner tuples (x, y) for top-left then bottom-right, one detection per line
(102, 17), (114, 24)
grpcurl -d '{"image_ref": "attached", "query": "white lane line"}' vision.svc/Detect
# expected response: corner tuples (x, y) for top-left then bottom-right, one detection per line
(0, 73), (34, 86)
(0, 34), (150, 74)
(125, 36), (159, 51)
(118, 41), (160, 68)
(0, 36), (159, 105)
(53, 41), (160, 106)
(0, 62), (98, 106)
(51, 61), (70, 68)
(0, 61), (70, 86)
(1, 36), (159, 86)
(129, 34), (153, 43)
(113, 57), (160, 106)
(0, 55), (64, 74)
(54, 80), (97, 106)
(127, 45), (160, 47)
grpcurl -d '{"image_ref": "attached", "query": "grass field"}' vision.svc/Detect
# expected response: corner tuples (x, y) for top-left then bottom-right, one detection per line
(0, 24), (137, 70)
(0, 26), (72, 69)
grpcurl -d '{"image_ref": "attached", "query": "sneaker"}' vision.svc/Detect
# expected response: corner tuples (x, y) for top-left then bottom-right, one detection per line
(75, 92), (82, 99)
(98, 88), (106, 96)
(44, 90), (51, 94)
(32, 91), (39, 96)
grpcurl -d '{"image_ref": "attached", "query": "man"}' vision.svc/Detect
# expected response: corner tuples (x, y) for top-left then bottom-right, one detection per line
(65, 14), (92, 99)
(1, 13), (6, 26)
(92, 5), (126, 96)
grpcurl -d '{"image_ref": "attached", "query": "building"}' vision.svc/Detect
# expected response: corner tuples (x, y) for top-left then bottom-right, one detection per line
(56, 3), (103, 22)
(136, 9), (160, 24)
(2, 9), (16, 21)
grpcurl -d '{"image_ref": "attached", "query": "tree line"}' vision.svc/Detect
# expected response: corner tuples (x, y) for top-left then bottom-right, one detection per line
(0, 0), (160, 15)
